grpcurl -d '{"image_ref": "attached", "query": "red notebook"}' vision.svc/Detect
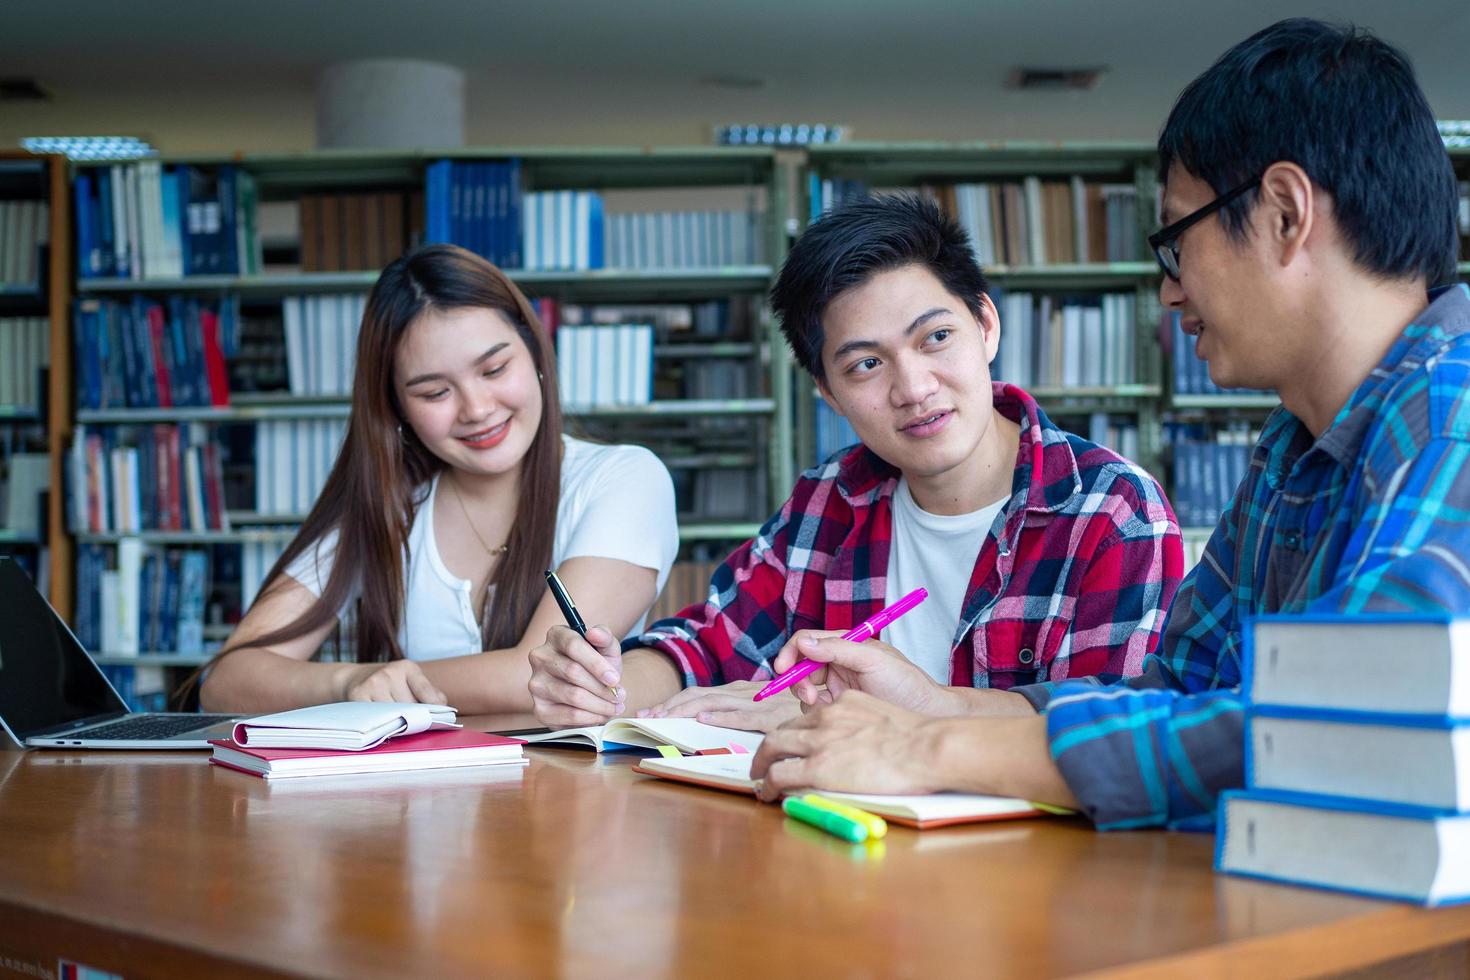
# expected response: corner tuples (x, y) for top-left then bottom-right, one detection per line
(209, 729), (526, 780)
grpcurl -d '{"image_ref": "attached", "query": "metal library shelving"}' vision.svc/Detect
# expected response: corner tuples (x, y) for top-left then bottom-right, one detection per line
(0, 152), (73, 617)
(65, 146), (800, 660)
(799, 141), (1168, 478)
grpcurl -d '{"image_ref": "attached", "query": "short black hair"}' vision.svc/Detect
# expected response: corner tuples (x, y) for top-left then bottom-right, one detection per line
(771, 193), (989, 379)
(1159, 17), (1458, 286)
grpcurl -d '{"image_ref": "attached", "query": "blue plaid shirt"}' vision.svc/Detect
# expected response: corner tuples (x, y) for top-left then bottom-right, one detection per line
(1015, 284), (1470, 829)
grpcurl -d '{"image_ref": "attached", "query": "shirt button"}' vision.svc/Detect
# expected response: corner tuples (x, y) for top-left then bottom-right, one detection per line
(1018, 647), (1035, 666)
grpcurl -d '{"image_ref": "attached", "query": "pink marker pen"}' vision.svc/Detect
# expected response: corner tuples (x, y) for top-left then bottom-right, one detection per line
(751, 587), (929, 702)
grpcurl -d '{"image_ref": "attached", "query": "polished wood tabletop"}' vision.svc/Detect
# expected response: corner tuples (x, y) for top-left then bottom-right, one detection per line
(2, 725), (1469, 979)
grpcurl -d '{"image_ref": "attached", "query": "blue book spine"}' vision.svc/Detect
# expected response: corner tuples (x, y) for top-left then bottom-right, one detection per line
(74, 174), (99, 278)
(589, 193), (605, 270)
(160, 550), (181, 653)
(506, 159), (523, 269)
(176, 168), (193, 276)
(217, 166), (239, 275)
(95, 169), (116, 276)
(117, 302), (142, 407)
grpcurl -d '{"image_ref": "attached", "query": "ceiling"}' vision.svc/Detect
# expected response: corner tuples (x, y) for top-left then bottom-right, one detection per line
(3, 0), (1469, 153)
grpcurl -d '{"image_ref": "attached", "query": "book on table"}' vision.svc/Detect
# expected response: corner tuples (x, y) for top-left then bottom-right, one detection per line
(230, 701), (461, 751)
(632, 752), (1049, 828)
(519, 717), (765, 755)
(1216, 789), (1470, 906)
(209, 728), (525, 780)
(1247, 706), (1470, 812)
(1246, 613), (1470, 715)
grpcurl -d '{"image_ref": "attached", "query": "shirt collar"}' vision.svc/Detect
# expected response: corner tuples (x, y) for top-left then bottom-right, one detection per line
(1261, 284), (1470, 483)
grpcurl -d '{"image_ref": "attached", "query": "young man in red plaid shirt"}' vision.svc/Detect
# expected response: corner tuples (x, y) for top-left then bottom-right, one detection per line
(528, 193), (1183, 730)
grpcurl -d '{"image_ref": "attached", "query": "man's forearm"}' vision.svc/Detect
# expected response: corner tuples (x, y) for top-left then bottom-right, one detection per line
(917, 715), (1079, 810)
(933, 686), (1040, 718)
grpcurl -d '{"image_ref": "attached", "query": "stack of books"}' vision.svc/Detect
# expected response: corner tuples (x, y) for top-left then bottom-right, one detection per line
(1217, 614), (1470, 906)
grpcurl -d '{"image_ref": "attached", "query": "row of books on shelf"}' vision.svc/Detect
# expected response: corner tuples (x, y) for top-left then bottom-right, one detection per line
(807, 175), (1143, 264)
(924, 178), (1142, 266)
(555, 325), (654, 408)
(552, 298), (741, 338)
(254, 418), (347, 516)
(991, 290), (1138, 388)
(0, 316), (48, 409)
(1218, 615), (1470, 906)
(1168, 422), (1255, 528)
(68, 423), (229, 533)
(74, 162), (259, 279)
(424, 160), (524, 269)
(1168, 312), (1275, 398)
(0, 199), (48, 286)
(603, 210), (764, 270)
(300, 189), (421, 273)
(74, 542), (208, 657)
(98, 665), (169, 713)
(282, 294), (365, 397)
(74, 296), (234, 409)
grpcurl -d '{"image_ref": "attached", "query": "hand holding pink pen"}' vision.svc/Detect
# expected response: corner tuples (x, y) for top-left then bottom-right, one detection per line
(752, 588), (929, 702)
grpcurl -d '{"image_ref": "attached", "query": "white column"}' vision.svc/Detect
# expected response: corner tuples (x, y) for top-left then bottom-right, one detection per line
(316, 59), (464, 149)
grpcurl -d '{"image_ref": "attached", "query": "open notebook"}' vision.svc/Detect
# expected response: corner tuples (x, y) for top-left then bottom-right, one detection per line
(634, 752), (1050, 828)
(519, 718), (765, 755)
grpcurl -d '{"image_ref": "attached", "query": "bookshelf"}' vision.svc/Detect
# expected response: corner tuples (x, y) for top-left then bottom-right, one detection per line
(62, 146), (798, 693)
(0, 152), (71, 615)
(800, 142), (1167, 479)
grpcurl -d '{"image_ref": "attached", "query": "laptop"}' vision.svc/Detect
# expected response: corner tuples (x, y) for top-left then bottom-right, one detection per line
(0, 557), (240, 749)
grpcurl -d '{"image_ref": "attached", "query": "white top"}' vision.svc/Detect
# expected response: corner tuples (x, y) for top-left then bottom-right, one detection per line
(284, 435), (678, 660)
(883, 476), (1007, 684)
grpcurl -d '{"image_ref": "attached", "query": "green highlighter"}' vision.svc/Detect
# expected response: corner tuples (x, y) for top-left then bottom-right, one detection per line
(800, 794), (888, 840)
(782, 797), (869, 843)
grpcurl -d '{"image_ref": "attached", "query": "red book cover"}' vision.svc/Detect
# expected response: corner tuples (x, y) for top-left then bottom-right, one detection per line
(200, 308), (231, 407)
(146, 303), (173, 408)
(209, 729), (527, 779)
(201, 440), (223, 530)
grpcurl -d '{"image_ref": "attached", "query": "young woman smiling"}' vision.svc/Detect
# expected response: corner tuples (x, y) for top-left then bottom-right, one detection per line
(199, 244), (677, 715)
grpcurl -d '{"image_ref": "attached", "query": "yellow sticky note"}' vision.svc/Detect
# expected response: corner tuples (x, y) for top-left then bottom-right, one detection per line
(1029, 801), (1079, 816)
(656, 744), (681, 759)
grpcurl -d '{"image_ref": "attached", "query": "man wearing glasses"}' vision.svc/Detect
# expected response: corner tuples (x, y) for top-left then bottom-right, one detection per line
(750, 17), (1470, 829)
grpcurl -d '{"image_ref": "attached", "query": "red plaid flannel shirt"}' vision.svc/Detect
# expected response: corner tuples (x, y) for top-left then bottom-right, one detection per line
(637, 384), (1184, 689)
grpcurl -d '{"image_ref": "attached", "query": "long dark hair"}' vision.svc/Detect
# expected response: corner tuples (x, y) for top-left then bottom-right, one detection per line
(202, 244), (563, 678)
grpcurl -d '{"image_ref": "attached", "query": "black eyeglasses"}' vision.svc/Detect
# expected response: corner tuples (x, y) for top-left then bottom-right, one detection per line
(1147, 176), (1261, 281)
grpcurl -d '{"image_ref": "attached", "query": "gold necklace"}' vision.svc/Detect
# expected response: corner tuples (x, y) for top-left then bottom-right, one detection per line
(447, 475), (509, 559)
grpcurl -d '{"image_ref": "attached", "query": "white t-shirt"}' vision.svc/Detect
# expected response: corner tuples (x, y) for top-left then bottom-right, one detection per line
(284, 435), (678, 660)
(882, 477), (1007, 684)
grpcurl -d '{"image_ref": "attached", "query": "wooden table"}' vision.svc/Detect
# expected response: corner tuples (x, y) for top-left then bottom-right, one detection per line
(1, 730), (1469, 979)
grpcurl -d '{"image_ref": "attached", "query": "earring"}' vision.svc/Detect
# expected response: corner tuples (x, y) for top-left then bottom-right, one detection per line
(537, 371), (544, 381)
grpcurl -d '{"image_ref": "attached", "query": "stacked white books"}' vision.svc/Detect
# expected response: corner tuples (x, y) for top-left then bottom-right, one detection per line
(1217, 615), (1470, 906)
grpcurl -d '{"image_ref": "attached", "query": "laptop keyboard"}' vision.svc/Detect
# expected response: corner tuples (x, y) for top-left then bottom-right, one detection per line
(77, 714), (237, 741)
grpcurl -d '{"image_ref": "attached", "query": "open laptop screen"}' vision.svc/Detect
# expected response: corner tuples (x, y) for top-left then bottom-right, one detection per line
(0, 559), (127, 738)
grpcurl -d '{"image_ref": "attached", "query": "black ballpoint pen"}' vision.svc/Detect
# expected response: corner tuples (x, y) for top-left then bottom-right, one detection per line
(545, 569), (617, 697)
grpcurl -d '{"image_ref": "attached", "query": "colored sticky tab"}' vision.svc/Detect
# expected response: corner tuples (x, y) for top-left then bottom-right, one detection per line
(696, 747), (732, 756)
(728, 742), (750, 754)
(656, 744), (681, 759)
(782, 796), (868, 843)
(801, 794), (888, 840)
(1029, 801), (1079, 816)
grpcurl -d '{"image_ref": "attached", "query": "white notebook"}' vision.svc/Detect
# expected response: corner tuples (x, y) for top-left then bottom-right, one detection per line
(520, 717), (764, 755)
(231, 701), (461, 751)
(634, 752), (1048, 828)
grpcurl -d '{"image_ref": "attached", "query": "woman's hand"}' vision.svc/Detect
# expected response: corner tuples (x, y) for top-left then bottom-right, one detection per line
(341, 659), (448, 704)
(638, 680), (801, 732)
